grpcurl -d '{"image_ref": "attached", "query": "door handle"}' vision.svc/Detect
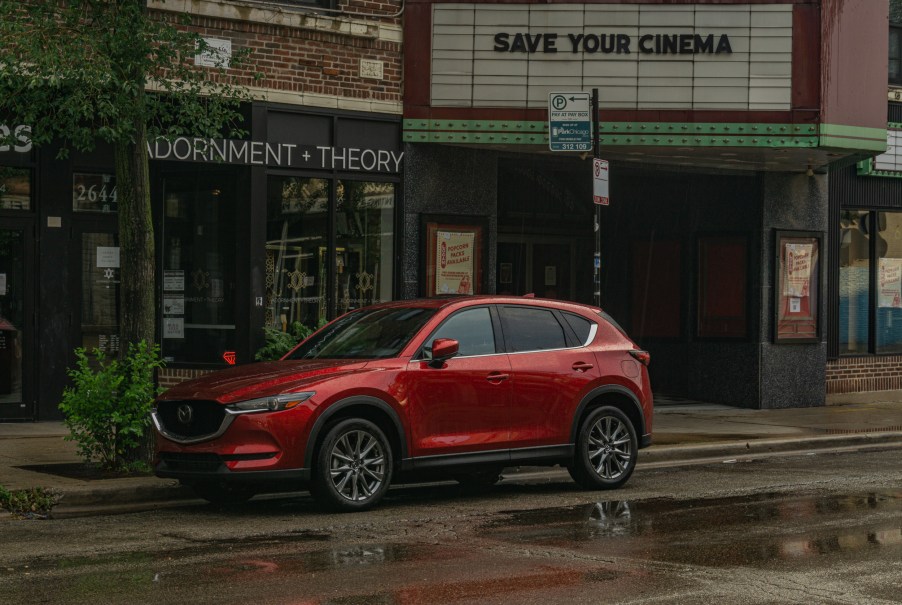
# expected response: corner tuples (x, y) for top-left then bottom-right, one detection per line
(486, 372), (509, 383)
(572, 362), (594, 372)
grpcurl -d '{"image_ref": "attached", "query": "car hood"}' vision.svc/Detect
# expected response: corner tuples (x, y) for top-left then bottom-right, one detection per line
(157, 359), (371, 404)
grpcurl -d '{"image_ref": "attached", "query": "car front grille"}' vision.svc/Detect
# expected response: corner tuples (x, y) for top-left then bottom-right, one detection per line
(154, 400), (230, 443)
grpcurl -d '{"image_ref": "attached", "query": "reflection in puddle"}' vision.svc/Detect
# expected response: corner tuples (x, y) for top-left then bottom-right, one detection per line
(209, 543), (425, 577)
(486, 492), (902, 567)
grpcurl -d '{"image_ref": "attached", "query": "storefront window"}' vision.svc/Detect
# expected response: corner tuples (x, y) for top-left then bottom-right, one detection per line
(839, 211), (870, 354)
(0, 167), (30, 211)
(877, 212), (902, 353)
(264, 177), (396, 336)
(891, 26), (902, 85)
(161, 172), (236, 364)
(266, 176), (330, 331)
(335, 181), (395, 315)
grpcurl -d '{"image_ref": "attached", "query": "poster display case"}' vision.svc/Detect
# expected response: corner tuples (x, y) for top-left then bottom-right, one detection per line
(424, 218), (485, 297)
(775, 230), (822, 344)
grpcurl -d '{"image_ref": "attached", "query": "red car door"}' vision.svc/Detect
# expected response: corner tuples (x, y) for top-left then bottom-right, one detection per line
(405, 306), (513, 458)
(500, 305), (600, 450)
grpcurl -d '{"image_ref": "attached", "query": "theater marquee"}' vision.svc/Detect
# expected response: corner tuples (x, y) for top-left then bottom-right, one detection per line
(431, 3), (792, 111)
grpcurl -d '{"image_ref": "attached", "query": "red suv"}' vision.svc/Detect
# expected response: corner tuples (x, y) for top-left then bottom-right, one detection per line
(153, 296), (653, 511)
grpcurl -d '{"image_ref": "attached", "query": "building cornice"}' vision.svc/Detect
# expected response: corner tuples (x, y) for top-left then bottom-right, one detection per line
(148, 0), (402, 44)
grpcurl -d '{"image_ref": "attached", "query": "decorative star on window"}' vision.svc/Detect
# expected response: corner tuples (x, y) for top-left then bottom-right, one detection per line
(192, 269), (211, 291)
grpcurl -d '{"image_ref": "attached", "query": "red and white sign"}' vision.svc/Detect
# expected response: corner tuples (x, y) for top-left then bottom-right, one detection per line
(593, 158), (609, 205)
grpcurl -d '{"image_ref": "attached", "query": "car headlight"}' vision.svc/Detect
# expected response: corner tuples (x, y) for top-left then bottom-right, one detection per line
(225, 392), (315, 415)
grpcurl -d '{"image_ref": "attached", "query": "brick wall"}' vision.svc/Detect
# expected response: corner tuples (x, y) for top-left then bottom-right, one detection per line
(151, 1), (403, 110)
(159, 368), (215, 391)
(826, 356), (902, 394)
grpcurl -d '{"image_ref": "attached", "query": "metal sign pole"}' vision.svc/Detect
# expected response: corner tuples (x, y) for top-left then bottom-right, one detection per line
(592, 88), (601, 308)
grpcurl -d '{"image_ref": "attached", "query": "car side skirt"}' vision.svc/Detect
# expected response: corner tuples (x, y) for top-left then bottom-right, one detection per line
(403, 444), (574, 472)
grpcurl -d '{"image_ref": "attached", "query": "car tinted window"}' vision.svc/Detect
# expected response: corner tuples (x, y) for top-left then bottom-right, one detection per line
(563, 312), (593, 344)
(501, 307), (567, 352)
(424, 307), (496, 357)
(287, 307), (437, 360)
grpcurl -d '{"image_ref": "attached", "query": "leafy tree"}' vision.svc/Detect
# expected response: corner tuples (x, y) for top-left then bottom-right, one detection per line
(0, 0), (255, 348)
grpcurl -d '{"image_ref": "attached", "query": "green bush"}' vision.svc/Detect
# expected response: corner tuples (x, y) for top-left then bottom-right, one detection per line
(59, 341), (165, 472)
(0, 485), (59, 519)
(255, 321), (315, 361)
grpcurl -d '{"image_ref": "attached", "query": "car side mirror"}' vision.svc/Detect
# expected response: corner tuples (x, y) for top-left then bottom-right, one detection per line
(428, 338), (459, 368)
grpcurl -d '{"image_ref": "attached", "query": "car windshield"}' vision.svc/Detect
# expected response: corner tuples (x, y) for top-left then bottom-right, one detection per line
(286, 307), (438, 360)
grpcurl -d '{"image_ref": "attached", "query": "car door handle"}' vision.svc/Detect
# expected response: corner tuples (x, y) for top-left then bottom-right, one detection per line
(486, 372), (510, 383)
(571, 362), (594, 372)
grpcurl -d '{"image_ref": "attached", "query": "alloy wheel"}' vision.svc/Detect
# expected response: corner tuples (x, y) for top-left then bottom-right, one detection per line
(328, 429), (387, 502)
(587, 415), (633, 480)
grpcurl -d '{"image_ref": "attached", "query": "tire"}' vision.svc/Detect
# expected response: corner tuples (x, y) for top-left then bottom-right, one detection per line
(312, 418), (393, 512)
(569, 406), (638, 490)
(453, 468), (503, 488)
(189, 481), (256, 505)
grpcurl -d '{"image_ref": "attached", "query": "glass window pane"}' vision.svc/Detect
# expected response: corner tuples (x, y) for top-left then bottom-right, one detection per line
(0, 167), (31, 211)
(335, 181), (395, 315)
(0, 229), (25, 405)
(266, 176), (330, 334)
(877, 212), (902, 353)
(289, 307), (436, 360)
(72, 173), (117, 213)
(162, 173), (236, 364)
(425, 308), (495, 357)
(563, 312), (592, 344)
(501, 307), (567, 352)
(839, 211), (870, 354)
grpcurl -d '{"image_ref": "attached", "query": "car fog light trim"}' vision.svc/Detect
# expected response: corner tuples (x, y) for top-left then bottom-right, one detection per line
(226, 392), (316, 415)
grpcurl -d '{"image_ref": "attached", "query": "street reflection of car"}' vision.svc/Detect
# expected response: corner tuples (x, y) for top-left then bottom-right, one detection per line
(152, 296), (654, 511)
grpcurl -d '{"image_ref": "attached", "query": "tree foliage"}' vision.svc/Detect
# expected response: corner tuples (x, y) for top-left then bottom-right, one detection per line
(0, 0), (254, 155)
(0, 0), (257, 350)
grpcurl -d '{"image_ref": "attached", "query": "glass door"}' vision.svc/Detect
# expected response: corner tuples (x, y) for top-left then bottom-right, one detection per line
(78, 231), (121, 355)
(0, 225), (34, 419)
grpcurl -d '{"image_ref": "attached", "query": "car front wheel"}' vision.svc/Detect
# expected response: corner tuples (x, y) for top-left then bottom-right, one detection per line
(312, 418), (393, 512)
(569, 406), (638, 490)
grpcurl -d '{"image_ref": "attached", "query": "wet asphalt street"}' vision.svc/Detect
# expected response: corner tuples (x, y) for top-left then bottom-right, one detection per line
(1, 448), (901, 605)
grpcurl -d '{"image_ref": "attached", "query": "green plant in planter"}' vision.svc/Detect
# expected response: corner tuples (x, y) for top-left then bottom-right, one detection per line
(59, 341), (165, 472)
(255, 321), (315, 361)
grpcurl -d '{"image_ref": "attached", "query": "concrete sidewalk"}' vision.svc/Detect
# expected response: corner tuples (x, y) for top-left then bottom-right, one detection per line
(2, 392), (902, 514)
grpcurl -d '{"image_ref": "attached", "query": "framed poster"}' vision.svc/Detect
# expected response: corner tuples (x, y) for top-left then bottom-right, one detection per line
(423, 218), (485, 297)
(775, 230), (821, 344)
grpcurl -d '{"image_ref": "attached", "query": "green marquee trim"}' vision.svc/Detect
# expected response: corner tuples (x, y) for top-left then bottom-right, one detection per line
(403, 120), (882, 152)
(819, 123), (887, 141)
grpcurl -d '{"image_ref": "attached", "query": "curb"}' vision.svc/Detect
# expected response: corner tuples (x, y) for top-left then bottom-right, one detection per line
(640, 431), (902, 464)
(20, 431), (902, 515)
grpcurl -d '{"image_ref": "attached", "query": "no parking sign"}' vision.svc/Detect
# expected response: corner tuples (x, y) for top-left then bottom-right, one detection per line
(593, 158), (609, 205)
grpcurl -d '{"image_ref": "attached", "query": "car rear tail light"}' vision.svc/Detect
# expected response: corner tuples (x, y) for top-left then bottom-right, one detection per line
(629, 350), (651, 366)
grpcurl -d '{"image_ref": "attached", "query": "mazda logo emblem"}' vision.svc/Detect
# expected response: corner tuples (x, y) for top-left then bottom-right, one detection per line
(177, 404), (194, 425)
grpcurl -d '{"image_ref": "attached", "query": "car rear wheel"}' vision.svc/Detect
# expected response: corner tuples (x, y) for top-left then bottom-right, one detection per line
(312, 418), (393, 512)
(569, 406), (637, 490)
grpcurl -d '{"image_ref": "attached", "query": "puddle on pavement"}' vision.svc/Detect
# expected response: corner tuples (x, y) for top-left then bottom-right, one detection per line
(202, 542), (431, 577)
(485, 491), (902, 567)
